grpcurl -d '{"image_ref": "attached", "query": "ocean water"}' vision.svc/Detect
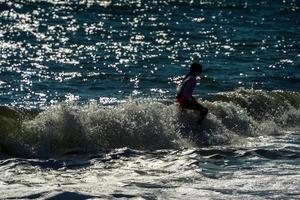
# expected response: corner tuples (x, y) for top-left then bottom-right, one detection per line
(0, 0), (300, 199)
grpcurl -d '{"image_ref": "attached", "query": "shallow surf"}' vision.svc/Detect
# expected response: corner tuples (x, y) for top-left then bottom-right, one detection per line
(1, 89), (299, 158)
(1, 0), (299, 199)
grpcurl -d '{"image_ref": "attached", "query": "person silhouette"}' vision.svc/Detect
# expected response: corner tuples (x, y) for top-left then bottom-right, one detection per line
(176, 63), (208, 123)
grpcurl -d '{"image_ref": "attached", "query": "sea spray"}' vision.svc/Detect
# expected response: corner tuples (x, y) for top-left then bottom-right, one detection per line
(20, 101), (189, 157)
(0, 89), (299, 158)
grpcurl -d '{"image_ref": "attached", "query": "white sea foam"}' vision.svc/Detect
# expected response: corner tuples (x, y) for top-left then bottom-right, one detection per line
(18, 99), (299, 157)
(1, 89), (299, 158)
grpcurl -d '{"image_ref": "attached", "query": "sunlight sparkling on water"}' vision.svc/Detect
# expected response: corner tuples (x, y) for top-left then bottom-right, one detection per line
(0, 1), (299, 199)
(1, 0), (299, 107)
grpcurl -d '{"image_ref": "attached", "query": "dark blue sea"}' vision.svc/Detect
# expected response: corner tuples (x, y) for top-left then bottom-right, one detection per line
(0, 1), (299, 199)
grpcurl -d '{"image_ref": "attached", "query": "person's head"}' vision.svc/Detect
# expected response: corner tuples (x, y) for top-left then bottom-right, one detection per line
(190, 63), (202, 75)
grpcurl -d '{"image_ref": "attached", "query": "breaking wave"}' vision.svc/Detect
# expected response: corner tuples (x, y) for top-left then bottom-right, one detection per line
(0, 89), (299, 158)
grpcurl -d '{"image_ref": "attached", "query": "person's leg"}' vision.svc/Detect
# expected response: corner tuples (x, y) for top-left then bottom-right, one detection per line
(182, 99), (208, 123)
(198, 104), (208, 119)
(196, 103), (208, 124)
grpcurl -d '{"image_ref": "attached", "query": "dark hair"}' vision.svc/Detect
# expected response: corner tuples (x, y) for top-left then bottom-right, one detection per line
(190, 63), (202, 74)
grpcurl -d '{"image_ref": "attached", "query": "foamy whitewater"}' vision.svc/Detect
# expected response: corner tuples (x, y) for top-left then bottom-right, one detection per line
(1, 0), (300, 199)
(1, 89), (300, 199)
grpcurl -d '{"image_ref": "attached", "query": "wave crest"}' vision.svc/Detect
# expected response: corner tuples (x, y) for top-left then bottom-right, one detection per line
(1, 89), (299, 158)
